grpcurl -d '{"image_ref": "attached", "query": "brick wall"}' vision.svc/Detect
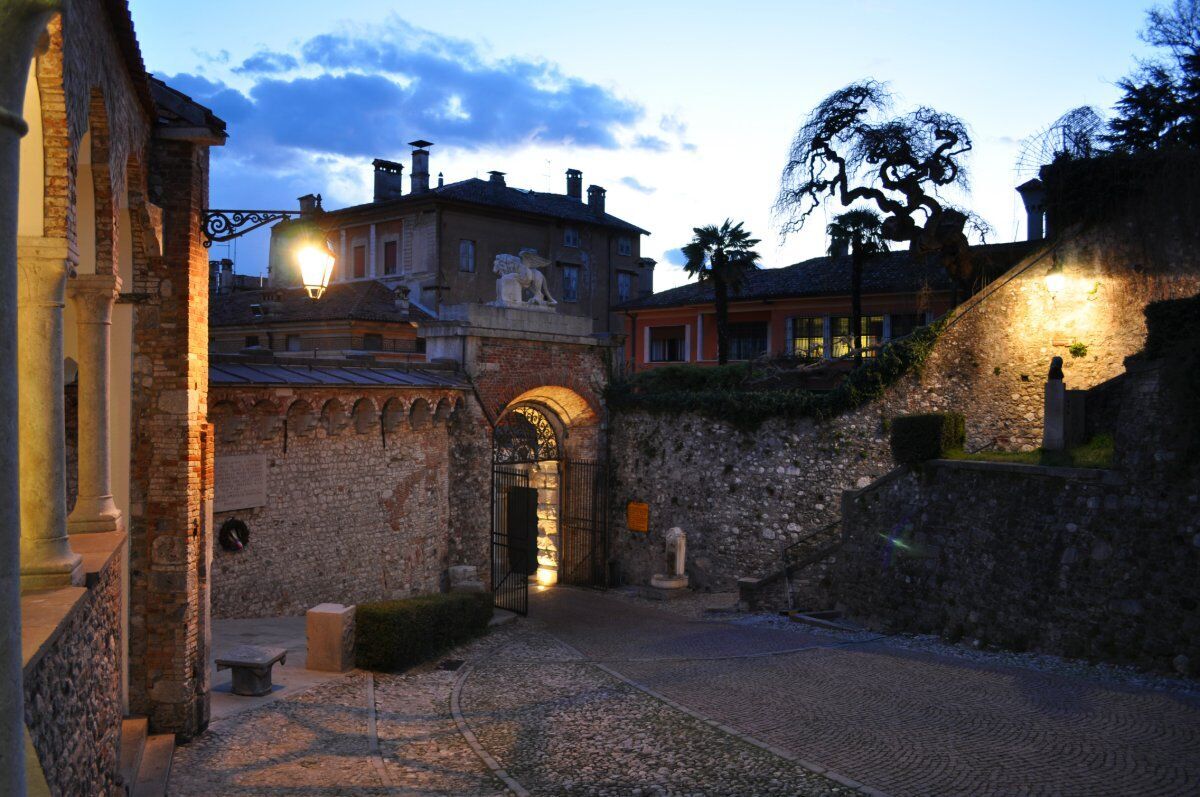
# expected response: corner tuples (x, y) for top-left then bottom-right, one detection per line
(209, 386), (476, 618)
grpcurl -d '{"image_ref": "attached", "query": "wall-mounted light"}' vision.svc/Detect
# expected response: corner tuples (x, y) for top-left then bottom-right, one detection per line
(1044, 255), (1066, 295)
(296, 240), (336, 300)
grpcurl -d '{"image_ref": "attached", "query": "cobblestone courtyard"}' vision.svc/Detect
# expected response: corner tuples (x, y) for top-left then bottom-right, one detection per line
(170, 587), (1200, 796)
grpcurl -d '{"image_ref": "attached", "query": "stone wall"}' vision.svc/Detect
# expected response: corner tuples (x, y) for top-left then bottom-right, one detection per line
(836, 357), (1199, 673)
(209, 386), (474, 618)
(24, 542), (123, 796)
(609, 228), (1200, 591)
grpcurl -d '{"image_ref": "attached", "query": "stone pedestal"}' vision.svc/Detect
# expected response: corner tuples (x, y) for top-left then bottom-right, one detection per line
(650, 573), (689, 590)
(1043, 371), (1066, 452)
(67, 273), (122, 534)
(305, 603), (355, 672)
(17, 239), (82, 589)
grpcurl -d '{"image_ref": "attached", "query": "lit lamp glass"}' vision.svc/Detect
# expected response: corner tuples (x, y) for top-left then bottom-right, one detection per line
(296, 242), (335, 299)
(1045, 259), (1066, 294)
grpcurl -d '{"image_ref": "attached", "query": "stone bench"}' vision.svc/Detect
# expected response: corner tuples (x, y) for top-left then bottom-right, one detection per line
(215, 644), (287, 696)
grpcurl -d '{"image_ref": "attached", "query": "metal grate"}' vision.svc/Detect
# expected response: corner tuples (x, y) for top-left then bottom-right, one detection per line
(559, 459), (609, 587)
(492, 465), (532, 615)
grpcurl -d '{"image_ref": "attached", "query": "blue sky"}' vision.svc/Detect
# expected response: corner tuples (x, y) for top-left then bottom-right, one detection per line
(129, 0), (1152, 289)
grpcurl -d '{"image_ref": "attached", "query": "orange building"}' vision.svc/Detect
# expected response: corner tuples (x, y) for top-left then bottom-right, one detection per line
(619, 242), (1034, 369)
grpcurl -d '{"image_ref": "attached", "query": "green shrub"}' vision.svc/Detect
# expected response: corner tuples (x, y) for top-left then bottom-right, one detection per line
(355, 592), (493, 672)
(890, 412), (965, 465)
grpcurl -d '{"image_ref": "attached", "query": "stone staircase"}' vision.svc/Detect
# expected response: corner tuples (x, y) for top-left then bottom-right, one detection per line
(119, 717), (175, 797)
(737, 519), (843, 613)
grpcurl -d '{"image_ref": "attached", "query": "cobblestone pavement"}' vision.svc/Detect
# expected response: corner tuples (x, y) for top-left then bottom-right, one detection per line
(459, 628), (853, 796)
(533, 587), (1200, 797)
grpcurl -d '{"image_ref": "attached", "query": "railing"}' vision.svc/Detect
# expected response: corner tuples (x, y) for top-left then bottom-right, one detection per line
(781, 519), (843, 612)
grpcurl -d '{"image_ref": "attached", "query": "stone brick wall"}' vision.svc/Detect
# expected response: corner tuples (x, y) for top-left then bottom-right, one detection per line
(609, 227), (1200, 592)
(24, 547), (123, 796)
(836, 357), (1198, 673)
(209, 386), (475, 618)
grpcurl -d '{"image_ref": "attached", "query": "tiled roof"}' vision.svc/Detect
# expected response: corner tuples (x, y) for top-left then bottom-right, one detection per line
(620, 241), (1039, 310)
(149, 76), (227, 138)
(210, 361), (469, 389)
(331, 178), (649, 235)
(210, 280), (431, 327)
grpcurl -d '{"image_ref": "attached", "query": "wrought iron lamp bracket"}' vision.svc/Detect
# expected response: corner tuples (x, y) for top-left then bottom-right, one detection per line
(201, 209), (304, 248)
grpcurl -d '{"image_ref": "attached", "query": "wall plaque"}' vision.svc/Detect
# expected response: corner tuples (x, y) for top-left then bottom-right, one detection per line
(626, 501), (649, 533)
(214, 453), (268, 513)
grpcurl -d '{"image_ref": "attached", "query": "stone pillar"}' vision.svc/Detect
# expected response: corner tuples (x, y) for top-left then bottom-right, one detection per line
(18, 239), (81, 589)
(67, 273), (121, 533)
(1043, 356), (1066, 452)
(2, 5), (62, 793)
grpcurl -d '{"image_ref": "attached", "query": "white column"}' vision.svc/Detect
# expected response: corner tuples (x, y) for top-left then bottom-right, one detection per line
(18, 240), (82, 589)
(67, 272), (122, 533)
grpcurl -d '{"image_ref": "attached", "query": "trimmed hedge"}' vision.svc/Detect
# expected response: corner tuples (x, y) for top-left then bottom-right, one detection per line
(355, 592), (493, 672)
(890, 412), (965, 465)
(608, 321), (943, 429)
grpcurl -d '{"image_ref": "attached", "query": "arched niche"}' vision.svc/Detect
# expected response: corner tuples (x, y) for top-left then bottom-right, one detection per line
(382, 397), (406, 432)
(433, 397), (452, 425)
(286, 399), (317, 437)
(252, 400), (284, 441)
(210, 400), (247, 443)
(351, 397), (377, 434)
(409, 397), (431, 430)
(320, 398), (350, 436)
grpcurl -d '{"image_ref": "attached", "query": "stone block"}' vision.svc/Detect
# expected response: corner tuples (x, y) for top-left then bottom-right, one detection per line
(306, 603), (355, 672)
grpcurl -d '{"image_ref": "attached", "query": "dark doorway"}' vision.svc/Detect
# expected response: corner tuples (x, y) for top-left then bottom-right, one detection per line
(492, 466), (533, 615)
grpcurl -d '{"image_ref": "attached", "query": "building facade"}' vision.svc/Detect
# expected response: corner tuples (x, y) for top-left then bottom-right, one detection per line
(619, 242), (1034, 369)
(267, 144), (655, 335)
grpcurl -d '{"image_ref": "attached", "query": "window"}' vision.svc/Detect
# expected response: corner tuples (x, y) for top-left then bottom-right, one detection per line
(361, 333), (383, 351)
(561, 265), (580, 302)
(383, 240), (398, 275)
(831, 315), (884, 358)
(286, 334), (302, 352)
(790, 316), (824, 360)
(649, 325), (685, 362)
(352, 244), (366, 279)
(459, 239), (476, 272)
(889, 312), (926, 340)
(728, 322), (768, 361)
(244, 335), (260, 348)
(618, 236), (632, 256)
(616, 272), (633, 304)
(563, 226), (580, 248)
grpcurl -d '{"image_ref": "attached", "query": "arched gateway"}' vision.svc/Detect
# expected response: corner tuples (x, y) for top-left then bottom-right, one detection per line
(423, 302), (614, 615)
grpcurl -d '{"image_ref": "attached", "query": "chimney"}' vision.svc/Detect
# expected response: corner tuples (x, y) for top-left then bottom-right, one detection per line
(298, 193), (322, 216)
(587, 184), (606, 217)
(409, 139), (433, 193)
(830, 234), (849, 258)
(488, 170), (506, 187)
(372, 159), (404, 202)
(437, 172), (444, 189)
(1016, 178), (1046, 241)
(566, 168), (583, 200)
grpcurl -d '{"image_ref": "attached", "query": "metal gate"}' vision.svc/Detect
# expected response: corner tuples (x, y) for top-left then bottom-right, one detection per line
(559, 459), (609, 587)
(492, 465), (535, 615)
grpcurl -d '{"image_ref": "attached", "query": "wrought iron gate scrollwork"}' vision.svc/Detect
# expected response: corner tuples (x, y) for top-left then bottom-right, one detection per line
(493, 406), (558, 465)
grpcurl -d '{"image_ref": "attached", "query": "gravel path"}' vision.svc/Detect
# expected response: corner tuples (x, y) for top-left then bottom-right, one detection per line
(458, 628), (852, 797)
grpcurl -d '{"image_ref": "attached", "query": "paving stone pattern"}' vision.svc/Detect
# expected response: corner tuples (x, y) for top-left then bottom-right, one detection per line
(535, 588), (1200, 797)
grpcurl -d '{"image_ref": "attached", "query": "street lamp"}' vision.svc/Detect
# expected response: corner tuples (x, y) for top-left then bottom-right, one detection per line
(201, 195), (335, 300)
(1044, 256), (1066, 295)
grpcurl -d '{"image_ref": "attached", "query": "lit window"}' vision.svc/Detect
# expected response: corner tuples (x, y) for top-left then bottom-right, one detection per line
(286, 334), (302, 352)
(459, 239), (476, 272)
(728, 322), (768, 361)
(617, 272), (633, 304)
(352, 244), (366, 279)
(562, 265), (579, 302)
(649, 326), (685, 362)
(383, 240), (398, 275)
(563, 226), (580, 248)
(790, 317), (824, 360)
(831, 315), (884, 358)
(618, 236), (632, 256)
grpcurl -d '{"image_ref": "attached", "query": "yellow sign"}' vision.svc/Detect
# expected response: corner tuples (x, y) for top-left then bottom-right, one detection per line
(627, 501), (649, 533)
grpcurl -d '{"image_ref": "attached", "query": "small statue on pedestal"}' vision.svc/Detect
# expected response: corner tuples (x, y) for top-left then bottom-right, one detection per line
(492, 249), (557, 308)
(650, 527), (689, 590)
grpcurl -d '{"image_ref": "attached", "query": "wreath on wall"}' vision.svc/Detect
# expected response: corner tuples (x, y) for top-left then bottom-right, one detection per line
(218, 518), (250, 552)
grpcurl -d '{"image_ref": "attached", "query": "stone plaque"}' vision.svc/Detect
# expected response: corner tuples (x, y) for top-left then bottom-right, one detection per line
(627, 501), (649, 533)
(214, 454), (268, 513)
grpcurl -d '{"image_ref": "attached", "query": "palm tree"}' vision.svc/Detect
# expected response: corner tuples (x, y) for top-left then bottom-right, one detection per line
(681, 220), (762, 365)
(827, 209), (888, 364)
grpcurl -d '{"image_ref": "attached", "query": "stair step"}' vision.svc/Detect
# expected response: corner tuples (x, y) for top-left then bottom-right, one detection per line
(118, 717), (148, 795)
(132, 733), (175, 797)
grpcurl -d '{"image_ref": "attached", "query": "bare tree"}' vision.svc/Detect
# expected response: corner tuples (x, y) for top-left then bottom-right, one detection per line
(776, 81), (981, 295)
